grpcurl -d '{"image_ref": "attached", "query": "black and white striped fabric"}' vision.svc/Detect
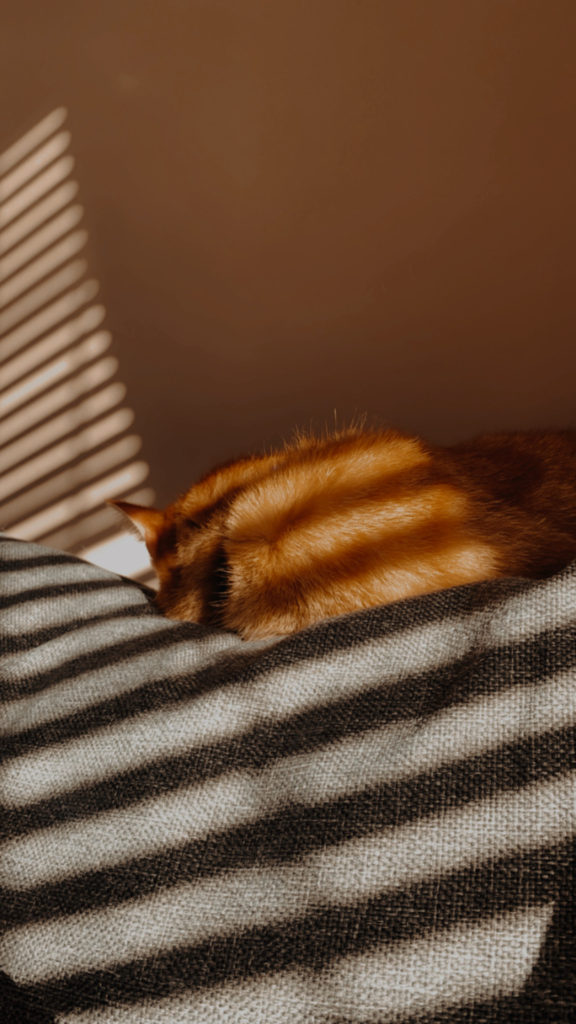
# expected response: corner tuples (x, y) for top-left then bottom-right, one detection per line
(1, 534), (576, 1023)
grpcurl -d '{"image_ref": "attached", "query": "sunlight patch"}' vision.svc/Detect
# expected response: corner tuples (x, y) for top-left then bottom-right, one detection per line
(0, 108), (154, 578)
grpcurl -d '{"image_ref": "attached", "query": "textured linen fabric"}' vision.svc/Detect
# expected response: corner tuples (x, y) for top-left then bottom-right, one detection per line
(1, 534), (576, 1024)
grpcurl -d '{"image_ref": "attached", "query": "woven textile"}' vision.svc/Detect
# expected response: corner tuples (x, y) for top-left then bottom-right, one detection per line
(1, 535), (576, 1023)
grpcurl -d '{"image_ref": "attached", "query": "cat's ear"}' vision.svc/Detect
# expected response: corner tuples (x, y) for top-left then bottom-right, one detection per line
(109, 500), (165, 551)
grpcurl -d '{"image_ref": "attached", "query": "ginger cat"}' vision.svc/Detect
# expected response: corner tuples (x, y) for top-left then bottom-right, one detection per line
(112, 427), (576, 639)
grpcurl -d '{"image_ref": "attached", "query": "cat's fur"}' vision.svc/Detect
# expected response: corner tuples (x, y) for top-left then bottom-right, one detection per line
(112, 427), (576, 639)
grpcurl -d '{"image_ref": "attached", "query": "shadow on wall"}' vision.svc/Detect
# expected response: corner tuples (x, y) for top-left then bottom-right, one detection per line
(0, 108), (155, 582)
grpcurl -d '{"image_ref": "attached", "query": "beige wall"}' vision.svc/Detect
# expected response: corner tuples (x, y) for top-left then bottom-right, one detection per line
(2, 0), (576, 506)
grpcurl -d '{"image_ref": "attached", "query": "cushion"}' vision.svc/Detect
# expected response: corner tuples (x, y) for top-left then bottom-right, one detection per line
(1, 534), (576, 1024)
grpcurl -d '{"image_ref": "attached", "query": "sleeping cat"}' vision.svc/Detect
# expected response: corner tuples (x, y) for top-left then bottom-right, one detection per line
(112, 427), (576, 639)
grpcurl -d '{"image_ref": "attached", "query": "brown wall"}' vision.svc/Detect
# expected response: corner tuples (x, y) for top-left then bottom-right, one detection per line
(2, 0), (576, 506)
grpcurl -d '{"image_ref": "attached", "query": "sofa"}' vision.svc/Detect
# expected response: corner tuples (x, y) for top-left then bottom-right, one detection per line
(1, 534), (576, 1023)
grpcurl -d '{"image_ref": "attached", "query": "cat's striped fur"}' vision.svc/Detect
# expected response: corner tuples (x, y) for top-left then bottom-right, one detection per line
(113, 427), (576, 638)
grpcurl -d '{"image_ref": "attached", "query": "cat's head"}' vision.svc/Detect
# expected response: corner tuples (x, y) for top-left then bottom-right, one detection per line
(110, 497), (228, 628)
(110, 448), (299, 639)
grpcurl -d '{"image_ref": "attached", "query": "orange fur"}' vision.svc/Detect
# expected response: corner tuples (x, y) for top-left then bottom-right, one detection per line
(111, 427), (576, 639)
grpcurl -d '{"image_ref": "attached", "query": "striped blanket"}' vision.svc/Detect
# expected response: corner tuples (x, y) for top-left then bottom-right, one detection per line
(1, 535), (576, 1023)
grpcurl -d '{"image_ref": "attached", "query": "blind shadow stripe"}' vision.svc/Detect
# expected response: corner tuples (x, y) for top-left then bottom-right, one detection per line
(4, 620), (576, 779)
(4, 727), (575, 923)
(14, 846), (569, 1015)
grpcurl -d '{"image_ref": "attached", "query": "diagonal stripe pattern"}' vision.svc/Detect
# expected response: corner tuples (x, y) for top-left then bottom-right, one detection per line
(0, 110), (154, 582)
(1, 535), (576, 1022)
